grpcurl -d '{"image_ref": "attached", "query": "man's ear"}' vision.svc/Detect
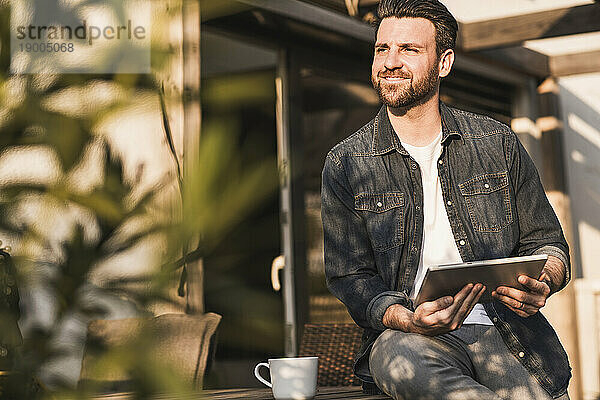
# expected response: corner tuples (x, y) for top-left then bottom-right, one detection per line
(438, 49), (455, 78)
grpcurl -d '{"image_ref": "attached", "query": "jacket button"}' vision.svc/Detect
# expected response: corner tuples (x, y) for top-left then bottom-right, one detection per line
(459, 240), (466, 246)
(447, 201), (452, 206)
(484, 183), (490, 189)
(411, 163), (418, 169)
(518, 351), (525, 358)
(438, 160), (443, 165)
(376, 201), (383, 207)
(492, 317), (498, 323)
(0, 347), (6, 357)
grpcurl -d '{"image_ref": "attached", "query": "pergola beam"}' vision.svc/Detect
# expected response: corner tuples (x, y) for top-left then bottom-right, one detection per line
(550, 49), (600, 76)
(478, 47), (551, 77)
(236, 0), (375, 42)
(233, 0), (600, 77)
(479, 46), (600, 77)
(458, 4), (600, 51)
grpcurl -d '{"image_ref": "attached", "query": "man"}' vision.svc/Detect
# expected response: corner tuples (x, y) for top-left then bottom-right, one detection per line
(320, 0), (571, 399)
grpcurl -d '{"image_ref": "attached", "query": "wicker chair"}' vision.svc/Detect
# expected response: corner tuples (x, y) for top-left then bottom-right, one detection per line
(298, 323), (363, 386)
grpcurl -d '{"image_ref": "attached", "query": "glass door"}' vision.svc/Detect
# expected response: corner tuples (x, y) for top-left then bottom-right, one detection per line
(296, 51), (381, 325)
(201, 29), (284, 388)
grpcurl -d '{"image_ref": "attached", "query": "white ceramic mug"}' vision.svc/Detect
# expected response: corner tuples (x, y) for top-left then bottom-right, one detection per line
(254, 356), (318, 400)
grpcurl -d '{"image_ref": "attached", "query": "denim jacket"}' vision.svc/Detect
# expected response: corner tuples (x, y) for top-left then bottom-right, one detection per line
(321, 103), (571, 398)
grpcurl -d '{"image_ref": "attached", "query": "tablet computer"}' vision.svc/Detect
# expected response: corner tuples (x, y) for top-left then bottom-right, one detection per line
(414, 254), (548, 307)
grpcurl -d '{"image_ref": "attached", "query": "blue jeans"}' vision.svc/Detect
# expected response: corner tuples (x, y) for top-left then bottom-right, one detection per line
(369, 325), (569, 400)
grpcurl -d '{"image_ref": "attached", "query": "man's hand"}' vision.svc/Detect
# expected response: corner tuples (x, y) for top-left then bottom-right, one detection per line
(491, 276), (549, 317)
(491, 255), (565, 317)
(383, 283), (485, 336)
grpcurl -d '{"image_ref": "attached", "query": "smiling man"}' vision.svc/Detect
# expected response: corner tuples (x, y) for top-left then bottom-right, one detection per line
(321, 0), (571, 399)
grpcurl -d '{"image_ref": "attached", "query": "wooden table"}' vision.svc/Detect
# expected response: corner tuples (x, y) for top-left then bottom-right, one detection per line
(94, 387), (390, 399)
(202, 387), (390, 399)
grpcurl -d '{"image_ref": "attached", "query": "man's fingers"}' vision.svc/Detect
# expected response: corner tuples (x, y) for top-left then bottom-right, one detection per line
(454, 284), (475, 303)
(492, 290), (540, 316)
(518, 275), (550, 295)
(451, 284), (485, 327)
(462, 285), (486, 321)
(506, 303), (530, 318)
(494, 286), (544, 308)
(420, 284), (472, 325)
(470, 285), (486, 310)
(492, 290), (521, 309)
(505, 301), (534, 317)
(420, 295), (454, 314)
(442, 284), (474, 315)
(435, 284), (478, 328)
(456, 284), (482, 317)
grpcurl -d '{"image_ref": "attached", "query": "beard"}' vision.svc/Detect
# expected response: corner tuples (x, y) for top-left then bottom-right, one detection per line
(372, 63), (440, 108)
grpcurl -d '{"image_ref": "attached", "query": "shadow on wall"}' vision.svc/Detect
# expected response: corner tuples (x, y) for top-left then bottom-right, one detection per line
(558, 83), (600, 280)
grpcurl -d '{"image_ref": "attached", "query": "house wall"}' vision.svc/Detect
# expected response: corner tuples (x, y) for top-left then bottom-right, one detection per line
(558, 72), (600, 400)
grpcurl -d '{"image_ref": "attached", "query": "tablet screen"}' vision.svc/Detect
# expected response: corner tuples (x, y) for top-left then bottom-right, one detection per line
(414, 254), (548, 307)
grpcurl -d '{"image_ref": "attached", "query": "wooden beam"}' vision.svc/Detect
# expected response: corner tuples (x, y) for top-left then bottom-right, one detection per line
(297, 0), (347, 13)
(201, 0), (252, 22)
(298, 0), (379, 11)
(478, 46), (600, 78)
(358, 0), (380, 5)
(236, 0), (375, 42)
(458, 4), (600, 51)
(478, 46), (550, 77)
(550, 49), (600, 76)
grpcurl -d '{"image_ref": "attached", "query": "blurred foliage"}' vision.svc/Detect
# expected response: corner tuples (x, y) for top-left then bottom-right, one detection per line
(0, 0), (278, 398)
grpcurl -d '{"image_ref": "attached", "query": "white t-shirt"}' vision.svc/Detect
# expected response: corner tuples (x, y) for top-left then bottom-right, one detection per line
(402, 131), (492, 325)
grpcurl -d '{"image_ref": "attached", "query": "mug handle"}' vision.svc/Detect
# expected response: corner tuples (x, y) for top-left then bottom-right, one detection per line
(254, 362), (272, 388)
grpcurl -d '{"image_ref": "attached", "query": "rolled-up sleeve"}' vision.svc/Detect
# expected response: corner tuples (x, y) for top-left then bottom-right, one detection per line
(508, 134), (571, 291)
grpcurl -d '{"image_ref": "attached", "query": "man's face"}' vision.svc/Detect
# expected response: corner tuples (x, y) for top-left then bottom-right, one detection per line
(371, 17), (441, 108)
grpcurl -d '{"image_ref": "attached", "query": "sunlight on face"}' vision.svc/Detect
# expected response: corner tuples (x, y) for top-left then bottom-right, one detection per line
(371, 17), (441, 108)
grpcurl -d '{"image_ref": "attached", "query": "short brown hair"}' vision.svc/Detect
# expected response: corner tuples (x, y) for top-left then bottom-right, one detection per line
(374, 0), (458, 56)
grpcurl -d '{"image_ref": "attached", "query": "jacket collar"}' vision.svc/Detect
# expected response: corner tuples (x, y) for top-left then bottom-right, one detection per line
(372, 101), (462, 156)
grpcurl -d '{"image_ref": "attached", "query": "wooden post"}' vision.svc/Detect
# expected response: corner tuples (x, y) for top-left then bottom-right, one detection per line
(536, 77), (582, 400)
(284, 49), (309, 354)
(151, 0), (188, 315)
(154, 0), (202, 315)
(182, 0), (203, 314)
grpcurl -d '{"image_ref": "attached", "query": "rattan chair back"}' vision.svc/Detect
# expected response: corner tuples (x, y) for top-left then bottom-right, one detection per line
(298, 323), (363, 386)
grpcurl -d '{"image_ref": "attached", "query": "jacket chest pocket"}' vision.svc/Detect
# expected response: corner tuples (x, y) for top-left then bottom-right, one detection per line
(458, 171), (513, 233)
(354, 192), (404, 251)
